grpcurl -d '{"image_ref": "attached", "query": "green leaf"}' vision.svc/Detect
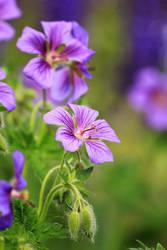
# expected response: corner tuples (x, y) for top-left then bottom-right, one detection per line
(76, 166), (94, 182)
(156, 243), (165, 250)
(0, 105), (6, 112)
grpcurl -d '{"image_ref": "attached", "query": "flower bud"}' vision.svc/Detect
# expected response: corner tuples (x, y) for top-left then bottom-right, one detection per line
(81, 206), (97, 242)
(69, 210), (80, 240)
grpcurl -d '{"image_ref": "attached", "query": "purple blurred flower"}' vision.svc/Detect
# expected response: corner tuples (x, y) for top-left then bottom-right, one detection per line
(0, 68), (16, 112)
(0, 0), (21, 41)
(128, 67), (167, 130)
(43, 104), (120, 164)
(0, 151), (27, 230)
(17, 21), (94, 90)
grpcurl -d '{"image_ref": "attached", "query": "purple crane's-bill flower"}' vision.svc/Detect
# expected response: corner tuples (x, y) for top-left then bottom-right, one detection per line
(43, 104), (120, 164)
(0, 151), (27, 230)
(0, 68), (16, 112)
(128, 67), (167, 130)
(0, 0), (22, 41)
(17, 21), (94, 90)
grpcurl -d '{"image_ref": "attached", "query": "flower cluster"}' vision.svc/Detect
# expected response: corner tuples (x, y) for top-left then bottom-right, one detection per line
(0, 151), (27, 230)
(17, 21), (95, 104)
(128, 67), (167, 130)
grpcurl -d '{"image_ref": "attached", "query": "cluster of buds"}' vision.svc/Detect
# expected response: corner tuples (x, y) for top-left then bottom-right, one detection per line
(68, 204), (96, 242)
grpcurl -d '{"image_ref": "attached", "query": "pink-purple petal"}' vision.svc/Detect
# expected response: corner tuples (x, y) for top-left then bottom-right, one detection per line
(72, 21), (89, 46)
(12, 151), (27, 191)
(23, 58), (54, 89)
(41, 21), (72, 50)
(0, 0), (21, 20)
(0, 21), (15, 40)
(68, 72), (88, 103)
(50, 68), (71, 102)
(60, 39), (95, 63)
(0, 82), (16, 112)
(68, 104), (99, 130)
(43, 106), (74, 129)
(0, 68), (6, 80)
(0, 180), (13, 230)
(90, 119), (120, 143)
(16, 26), (46, 55)
(56, 127), (83, 152)
(85, 140), (114, 164)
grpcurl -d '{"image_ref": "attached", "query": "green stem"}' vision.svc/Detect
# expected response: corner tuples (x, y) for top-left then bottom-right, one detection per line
(38, 184), (63, 223)
(0, 113), (5, 128)
(53, 151), (68, 185)
(42, 89), (46, 111)
(76, 151), (81, 164)
(37, 165), (59, 216)
(29, 101), (42, 132)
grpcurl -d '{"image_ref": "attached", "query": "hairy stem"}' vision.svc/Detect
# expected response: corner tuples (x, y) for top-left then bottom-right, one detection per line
(53, 151), (68, 185)
(37, 165), (59, 216)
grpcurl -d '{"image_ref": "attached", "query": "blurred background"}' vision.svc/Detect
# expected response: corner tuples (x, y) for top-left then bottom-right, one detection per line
(1, 0), (167, 249)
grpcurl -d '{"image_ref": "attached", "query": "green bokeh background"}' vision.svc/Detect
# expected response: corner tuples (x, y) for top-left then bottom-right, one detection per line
(1, 0), (167, 249)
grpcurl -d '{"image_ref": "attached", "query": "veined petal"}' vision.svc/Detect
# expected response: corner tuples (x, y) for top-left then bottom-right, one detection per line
(12, 151), (27, 191)
(79, 64), (92, 79)
(0, 180), (13, 231)
(0, 68), (6, 80)
(85, 140), (114, 164)
(56, 127), (83, 152)
(41, 21), (72, 50)
(68, 72), (88, 103)
(68, 104), (99, 130)
(0, 82), (16, 112)
(90, 119), (120, 143)
(43, 106), (74, 130)
(50, 68), (71, 102)
(72, 21), (89, 46)
(0, 0), (21, 20)
(17, 26), (46, 55)
(0, 21), (15, 40)
(23, 58), (54, 89)
(60, 39), (95, 63)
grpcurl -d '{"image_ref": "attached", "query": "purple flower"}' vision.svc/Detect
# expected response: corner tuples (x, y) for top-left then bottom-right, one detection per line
(128, 67), (167, 130)
(43, 104), (120, 164)
(0, 151), (27, 230)
(16, 21), (94, 89)
(0, 68), (16, 112)
(0, 0), (22, 41)
(50, 22), (92, 103)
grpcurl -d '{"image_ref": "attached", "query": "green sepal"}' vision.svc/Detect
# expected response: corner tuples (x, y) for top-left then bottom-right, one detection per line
(76, 166), (94, 183)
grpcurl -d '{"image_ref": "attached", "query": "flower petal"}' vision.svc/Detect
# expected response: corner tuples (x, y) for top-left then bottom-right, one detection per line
(56, 127), (83, 152)
(23, 58), (54, 89)
(0, 180), (13, 231)
(68, 72), (88, 103)
(60, 39), (95, 63)
(0, 82), (16, 112)
(89, 119), (120, 143)
(12, 151), (27, 191)
(41, 21), (72, 50)
(72, 21), (89, 46)
(0, 0), (21, 20)
(85, 140), (114, 164)
(17, 26), (46, 55)
(79, 64), (92, 79)
(0, 21), (15, 40)
(0, 68), (6, 80)
(43, 106), (74, 130)
(68, 104), (99, 130)
(50, 68), (71, 102)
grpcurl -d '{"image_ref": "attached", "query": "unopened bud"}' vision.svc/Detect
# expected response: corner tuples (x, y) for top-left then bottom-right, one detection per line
(69, 210), (80, 240)
(81, 206), (97, 242)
